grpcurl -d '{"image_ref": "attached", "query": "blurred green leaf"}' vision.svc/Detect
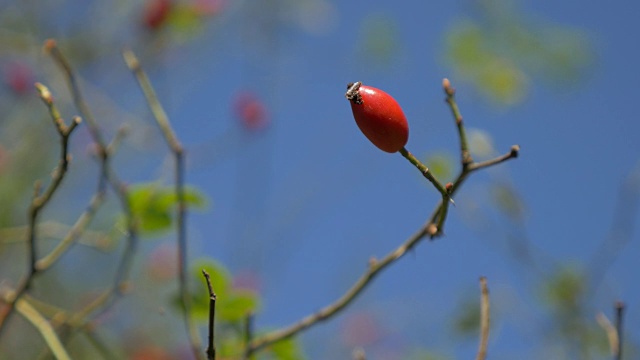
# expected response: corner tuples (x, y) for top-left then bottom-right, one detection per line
(189, 258), (232, 319)
(424, 152), (455, 183)
(128, 182), (208, 235)
(543, 267), (585, 313)
(169, 5), (204, 38)
(444, 0), (593, 107)
(446, 22), (491, 76)
(406, 348), (452, 360)
(452, 297), (480, 336)
(490, 183), (525, 221)
(218, 289), (261, 323)
(467, 128), (496, 159)
(175, 258), (261, 325)
(267, 336), (306, 360)
(477, 58), (528, 106)
(217, 335), (244, 359)
(360, 14), (400, 66)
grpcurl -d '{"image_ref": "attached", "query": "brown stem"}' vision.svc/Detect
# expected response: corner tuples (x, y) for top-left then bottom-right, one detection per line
(245, 79), (519, 355)
(123, 49), (203, 360)
(476, 277), (490, 360)
(202, 270), (217, 360)
(0, 84), (80, 336)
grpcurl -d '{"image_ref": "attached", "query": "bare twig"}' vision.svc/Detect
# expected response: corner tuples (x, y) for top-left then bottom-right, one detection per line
(202, 270), (217, 360)
(35, 192), (105, 270)
(0, 221), (113, 250)
(399, 147), (452, 235)
(443, 78), (472, 168)
(15, 298), (71, 360)
(399, 147), (449, 196)
(245, 79), (519, 355)
(44, 38), (139, 306)
(123, 48), (203, 360)
(468, 145), (520, 172)
(596, 312), (618, 358)
(476, 277), (490, 360)
(0, 84), (81, 335)
(352, 347), (366, 360)
(26, 39), (139, 359)
(243, 313), (255, 360)
(615, 301), (625, 360)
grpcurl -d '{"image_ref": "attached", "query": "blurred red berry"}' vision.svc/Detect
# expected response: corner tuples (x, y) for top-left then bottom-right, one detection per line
(345, 82), (409, 153)
(3, 61), (32, 96)
(143, 0), (172, 30)
(130, 346), (173, 360)
(192, 0), (225, 16)
(146, 243), (177, 281)
(233, 91), (269, 131)
(0, 144), (8, 174)
(232, 270), (262, 293)
(341, 311), (383, 347)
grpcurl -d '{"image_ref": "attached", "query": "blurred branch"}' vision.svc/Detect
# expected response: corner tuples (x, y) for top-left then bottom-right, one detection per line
(35, 192), (105, 270)
(588, 164), (640, 290)
(596, 312), (618, 358)
(615, 301), (625, 360)
(246, 78), (519, 355)
(0, 84), (81, 336)
(123, 49), (203, 360)
(243, 313), (255, 360)
(597, 301), (626, 360)
(0, 221), (112, 251)
(352, 347), (366, 360)
(15, 299), (71, 360)
(44, 37), (139, 319)
(476, 277), (490, 360)
(202, 270), (217, 360)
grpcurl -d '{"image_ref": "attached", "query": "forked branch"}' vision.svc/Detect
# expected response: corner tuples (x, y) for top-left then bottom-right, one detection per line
(245, 79), (519, 355)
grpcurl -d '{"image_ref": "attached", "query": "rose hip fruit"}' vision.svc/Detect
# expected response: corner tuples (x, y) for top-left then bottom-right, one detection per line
(345, 82), (409, 153)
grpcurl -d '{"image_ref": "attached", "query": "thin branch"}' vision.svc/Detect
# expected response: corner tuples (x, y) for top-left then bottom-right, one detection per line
(399, 147), (452, 236)
(247, 220), (434, 354)
(35, 191), (105, 270)
(0, 221), (113, 250)
(615, 301), (625, 360)
(399, 147), (448, 196)
(596, 312), (618, 358)
(15, 298), (71, 360)
(245, 79), (519, 355)
(202, 270), (217, 360)
(476, 277), (490, 360)
(44, 39), (106, 150)
(0, 84), (81, 336)
(468, 145), (520, 173)
(243, 313), (255, 360)
(122, 49), (182, 152)
(45, 37), (139, 321)
(123, 48), (203, 360)
(443, 78), (472, 168)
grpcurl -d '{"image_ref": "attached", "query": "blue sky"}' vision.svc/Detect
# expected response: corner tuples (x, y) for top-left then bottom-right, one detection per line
(2, 0), (639, 358)
(143, 0), (640, 357)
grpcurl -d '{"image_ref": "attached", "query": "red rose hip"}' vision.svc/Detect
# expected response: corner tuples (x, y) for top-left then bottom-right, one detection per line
(345, 82), (409, 153)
